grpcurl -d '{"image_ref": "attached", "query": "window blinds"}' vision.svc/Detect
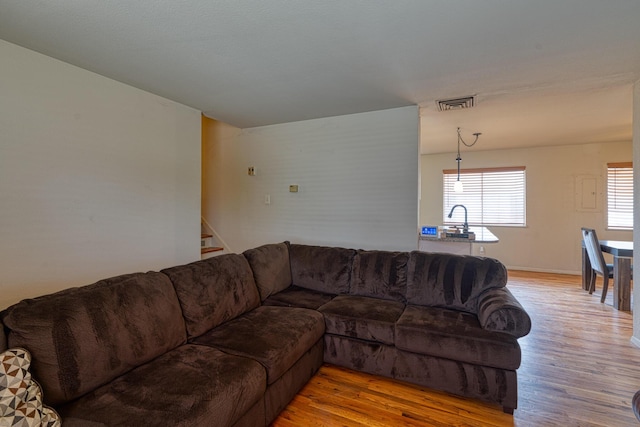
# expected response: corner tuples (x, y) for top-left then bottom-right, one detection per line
(443, 166), (526, 226)
(607, 162), (633, 229)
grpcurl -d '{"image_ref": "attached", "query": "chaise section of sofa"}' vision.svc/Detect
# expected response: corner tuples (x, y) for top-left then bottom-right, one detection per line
(163, 252), (326, 425)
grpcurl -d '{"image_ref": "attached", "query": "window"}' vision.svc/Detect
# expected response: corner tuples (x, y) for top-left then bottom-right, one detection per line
(607, 162), (633, 230)
(443, 166), (526, 226)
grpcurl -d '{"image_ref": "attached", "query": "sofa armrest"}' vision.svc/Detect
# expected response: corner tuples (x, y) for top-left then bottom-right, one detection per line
(476, 287), (531, 338)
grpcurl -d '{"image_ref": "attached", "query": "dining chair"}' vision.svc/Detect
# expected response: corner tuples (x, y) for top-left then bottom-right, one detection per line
(581, 227), (614, 303)
(634, 389), (640, 421)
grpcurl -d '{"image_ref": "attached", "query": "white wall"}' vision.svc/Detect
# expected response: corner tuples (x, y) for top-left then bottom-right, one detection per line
(0, 40), (201, 308)
(420, 141), (633, 274)
(632, 80), (640, 345)
(203, 106), (420, 253)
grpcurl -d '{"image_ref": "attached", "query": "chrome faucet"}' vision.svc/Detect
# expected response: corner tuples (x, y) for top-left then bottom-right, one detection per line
(448, 204), (468, 233)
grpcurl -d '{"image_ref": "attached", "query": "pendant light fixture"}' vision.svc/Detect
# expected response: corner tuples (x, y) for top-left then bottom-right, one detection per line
(454, 127), (481, 193)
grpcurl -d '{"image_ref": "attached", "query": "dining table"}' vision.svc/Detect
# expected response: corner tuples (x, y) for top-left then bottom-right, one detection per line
(582, 240), (633, 311)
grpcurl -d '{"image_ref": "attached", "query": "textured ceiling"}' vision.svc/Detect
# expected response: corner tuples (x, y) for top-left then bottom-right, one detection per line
(1, 1), (639, 153)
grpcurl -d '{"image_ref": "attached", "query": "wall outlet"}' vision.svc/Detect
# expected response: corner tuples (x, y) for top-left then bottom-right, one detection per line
(479, 246), (485, 254)
(248, 167), (255, 176)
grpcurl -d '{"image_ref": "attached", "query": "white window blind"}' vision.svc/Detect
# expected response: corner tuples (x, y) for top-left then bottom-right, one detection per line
(607, 162), (633, 229)
(443, 166), (526, 226)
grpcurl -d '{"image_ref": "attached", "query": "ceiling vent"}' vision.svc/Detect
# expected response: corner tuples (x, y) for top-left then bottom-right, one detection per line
(436, 95), (476, 112)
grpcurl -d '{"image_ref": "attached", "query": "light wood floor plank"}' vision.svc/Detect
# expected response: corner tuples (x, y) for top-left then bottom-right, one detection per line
(271, 270), (640, 426)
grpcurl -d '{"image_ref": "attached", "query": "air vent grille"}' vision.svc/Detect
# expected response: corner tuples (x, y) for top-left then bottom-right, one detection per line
(436, 96), (476, 111)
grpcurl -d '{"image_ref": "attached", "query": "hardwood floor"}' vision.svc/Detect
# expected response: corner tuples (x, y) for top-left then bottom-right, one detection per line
(271, 270), (640, 427)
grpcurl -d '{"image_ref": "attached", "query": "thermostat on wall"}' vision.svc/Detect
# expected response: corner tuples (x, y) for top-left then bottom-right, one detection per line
(421, 226), (438, 236)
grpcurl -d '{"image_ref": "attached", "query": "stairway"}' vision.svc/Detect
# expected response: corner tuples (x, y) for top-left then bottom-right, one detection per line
(201, 233), (224, 257)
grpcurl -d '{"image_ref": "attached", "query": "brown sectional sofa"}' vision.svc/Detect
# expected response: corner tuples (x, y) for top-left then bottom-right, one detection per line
(0, 242), (531, 426)
(262, 244), (531, 414)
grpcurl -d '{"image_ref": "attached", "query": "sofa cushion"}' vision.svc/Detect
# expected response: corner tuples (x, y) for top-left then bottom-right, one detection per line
(191, 306), (325, 384)
(1, 272), (186, 406)
(319, 295), (405, 345)
(57, 344), (266, 427)
(243, 242), (292, 301)
(350, 250), (408, 303)
(289, 244), (355, 294)
(263, 286), (336, 309)
(395, 305), (521, 370)
(162, 254), (260, 339)
(406, 251), (508, 313)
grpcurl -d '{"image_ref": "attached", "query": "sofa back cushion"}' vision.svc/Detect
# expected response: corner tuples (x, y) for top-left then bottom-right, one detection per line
(0, 271), (186, 406)
(349, 250), (408, 303)
(289, 244), (355, 294)
(406, 251), (508, 313)
(162, 254), (260, 339)
(243, 242), (292, 301)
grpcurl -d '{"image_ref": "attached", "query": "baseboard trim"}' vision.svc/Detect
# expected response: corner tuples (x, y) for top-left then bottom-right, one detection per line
(630, 336), (640, 349)
(505, 266), (581, 276)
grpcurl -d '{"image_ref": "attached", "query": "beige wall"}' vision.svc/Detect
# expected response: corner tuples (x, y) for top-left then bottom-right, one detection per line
(0, 40), (201, 308)
(421, 141), (633, 274)
(632, 80), (640, 345)
(202, 106), (420, 253)
(201, 116), (243, 251)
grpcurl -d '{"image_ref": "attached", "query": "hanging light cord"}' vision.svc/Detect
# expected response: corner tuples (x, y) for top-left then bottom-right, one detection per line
(457, 127), (481, 148)
(456, 141), (462, 179)
(456, 127), (481, 182)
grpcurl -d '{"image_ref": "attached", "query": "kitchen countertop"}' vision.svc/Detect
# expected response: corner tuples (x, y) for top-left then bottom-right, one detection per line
(418, 226), (499, 243)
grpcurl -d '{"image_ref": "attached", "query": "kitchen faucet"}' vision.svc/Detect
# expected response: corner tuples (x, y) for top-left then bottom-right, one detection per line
(448, 204), (468, 233)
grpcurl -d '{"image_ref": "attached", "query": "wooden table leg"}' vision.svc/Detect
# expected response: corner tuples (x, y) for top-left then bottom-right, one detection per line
(613, 256), (632, 311)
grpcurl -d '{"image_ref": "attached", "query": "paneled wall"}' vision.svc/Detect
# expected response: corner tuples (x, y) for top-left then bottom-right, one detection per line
(203, 106), (420, 252)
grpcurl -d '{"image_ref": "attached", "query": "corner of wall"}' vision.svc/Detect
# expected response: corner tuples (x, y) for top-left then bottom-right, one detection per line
(631, 79), (640, 343)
